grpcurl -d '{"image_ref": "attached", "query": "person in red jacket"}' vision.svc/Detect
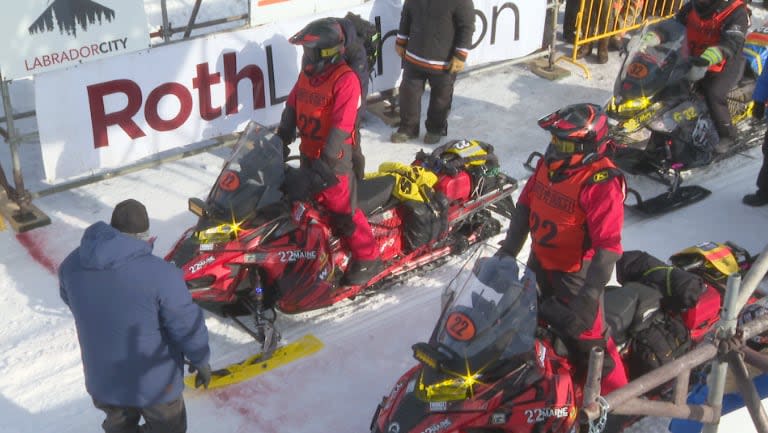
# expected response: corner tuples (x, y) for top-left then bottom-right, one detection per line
(277, 18), (381, 286)
(676, 0), (749, 154)
(499, 103), (628, 395)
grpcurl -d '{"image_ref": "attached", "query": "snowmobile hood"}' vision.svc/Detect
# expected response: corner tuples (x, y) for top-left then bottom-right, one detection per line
(78, 221), (152, 270)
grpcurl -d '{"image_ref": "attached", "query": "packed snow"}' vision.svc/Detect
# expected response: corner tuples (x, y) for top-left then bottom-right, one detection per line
(2, 1), (768, 433)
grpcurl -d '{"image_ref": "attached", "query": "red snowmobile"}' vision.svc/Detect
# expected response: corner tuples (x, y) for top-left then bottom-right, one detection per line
(525, 20), (766, 216)
(369, 242), (762, 433)
(165, 122), (517, 382)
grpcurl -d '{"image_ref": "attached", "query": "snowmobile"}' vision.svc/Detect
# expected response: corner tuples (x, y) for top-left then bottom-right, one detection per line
(525, 20), (766, 215)
(604, 19), (765, 215)
(165, 121), (518, 388)
(369, 241), (763, 433)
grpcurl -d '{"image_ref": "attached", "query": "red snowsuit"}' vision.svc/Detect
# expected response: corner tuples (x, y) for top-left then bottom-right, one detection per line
(505, 154), (628, 395)
(285, 62), (378, 262)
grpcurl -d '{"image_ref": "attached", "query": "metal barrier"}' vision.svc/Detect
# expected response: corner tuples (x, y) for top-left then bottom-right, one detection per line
(557, 0), (685, 78)
(581, 243), (768, 433)
(0, 0), (249, 232)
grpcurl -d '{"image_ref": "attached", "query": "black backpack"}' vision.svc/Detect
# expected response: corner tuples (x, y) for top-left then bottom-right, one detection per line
(628, 311), (692, 378)
(343, 12), (381, 74)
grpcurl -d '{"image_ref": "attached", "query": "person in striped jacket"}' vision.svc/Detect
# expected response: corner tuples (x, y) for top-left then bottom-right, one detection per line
(390, 0), (475, 145)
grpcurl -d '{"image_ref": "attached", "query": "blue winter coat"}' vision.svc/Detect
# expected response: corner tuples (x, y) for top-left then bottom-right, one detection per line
(59, 222), (210, 407)
(754, 65), (768, 105)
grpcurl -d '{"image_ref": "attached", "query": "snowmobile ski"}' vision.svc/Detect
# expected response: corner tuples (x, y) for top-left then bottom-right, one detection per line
(184, 334), (324, 390)
(626, 184), (711, 216)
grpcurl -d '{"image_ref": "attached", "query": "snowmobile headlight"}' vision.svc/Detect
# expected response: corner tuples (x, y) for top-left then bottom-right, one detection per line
(419, 374), (481, 402)
(615, 96), (651, 114)
(196, 222), (243, 244)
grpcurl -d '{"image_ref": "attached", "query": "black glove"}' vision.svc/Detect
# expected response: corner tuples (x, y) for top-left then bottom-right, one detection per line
(188, 363), (212, 389)
(282, 166), (313, 201)
(308, 158), (340, 191)
(276, 106), (297, 149)
(754, 100), (766, 122)
(330, 212), (357, 237)
(539, 295), (597, 339)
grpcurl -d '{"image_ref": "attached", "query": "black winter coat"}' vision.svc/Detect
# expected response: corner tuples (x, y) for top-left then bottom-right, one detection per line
(396, 0), (475, 72)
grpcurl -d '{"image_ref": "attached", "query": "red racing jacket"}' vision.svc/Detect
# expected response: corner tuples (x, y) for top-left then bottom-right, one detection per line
(679, 0), (748, 73)
(286, 63), (360, 162)
(519, 156), (626, 272)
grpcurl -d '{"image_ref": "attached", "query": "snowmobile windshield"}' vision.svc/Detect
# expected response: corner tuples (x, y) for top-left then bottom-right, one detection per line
(613, 20), (690, 112)
(413, 245), (537, 401)
(205, 121), (285, 225)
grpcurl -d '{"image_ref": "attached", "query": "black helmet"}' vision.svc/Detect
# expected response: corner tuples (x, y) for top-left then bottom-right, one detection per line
(538, 103), (610, 161)
(290, 18), (345, 77)
(692, 0), (724, 18)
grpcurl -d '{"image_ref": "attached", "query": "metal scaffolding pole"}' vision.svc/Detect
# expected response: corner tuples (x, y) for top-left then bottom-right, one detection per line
(0, 75), (50, 231)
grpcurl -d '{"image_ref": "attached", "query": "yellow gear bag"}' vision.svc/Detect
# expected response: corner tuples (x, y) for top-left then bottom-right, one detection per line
(366, 162), (438, 203)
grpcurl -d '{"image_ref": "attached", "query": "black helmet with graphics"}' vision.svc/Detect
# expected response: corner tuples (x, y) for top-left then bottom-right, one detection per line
(538, 103), (610, 161)
(290, 17), (346, 77)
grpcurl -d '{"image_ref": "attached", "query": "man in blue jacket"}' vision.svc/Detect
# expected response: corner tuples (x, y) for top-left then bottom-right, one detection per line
(59, 199), (211, 433)
(744, 65), (768, 207)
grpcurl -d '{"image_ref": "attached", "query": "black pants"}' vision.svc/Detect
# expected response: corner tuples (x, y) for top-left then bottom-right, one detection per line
(701, 57), (745, 136)
(93, 397), (187, 433)
(563, 0), (580, 41)
(397, 64), (457, 137)
(757, 133), (768, 194)
(352, 78), (369, 180)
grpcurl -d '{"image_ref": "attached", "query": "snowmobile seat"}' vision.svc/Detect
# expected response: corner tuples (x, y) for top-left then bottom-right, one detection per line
(357, 174), (398, 216)
(604, 282), (662, 345)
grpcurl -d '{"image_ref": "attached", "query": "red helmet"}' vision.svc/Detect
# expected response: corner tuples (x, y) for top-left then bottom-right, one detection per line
(538, 103), (610, 161)
(290, 18), (345, 77)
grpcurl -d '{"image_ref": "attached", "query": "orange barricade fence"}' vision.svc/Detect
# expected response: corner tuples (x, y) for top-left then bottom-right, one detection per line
(558, 0), (685, 77)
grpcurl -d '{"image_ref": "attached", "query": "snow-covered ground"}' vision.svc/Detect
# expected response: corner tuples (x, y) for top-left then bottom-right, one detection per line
(2, 1), (768, 433)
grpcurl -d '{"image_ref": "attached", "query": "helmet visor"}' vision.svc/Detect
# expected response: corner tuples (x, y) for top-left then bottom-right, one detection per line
(550, 135), (581, 154)
(302, 46), (321, 63)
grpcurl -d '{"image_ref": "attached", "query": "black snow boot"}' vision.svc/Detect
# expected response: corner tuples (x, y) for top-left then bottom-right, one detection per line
(714, 124), (739, 154)
(743, 191), (768, 207)
(341, 258), (384, 286)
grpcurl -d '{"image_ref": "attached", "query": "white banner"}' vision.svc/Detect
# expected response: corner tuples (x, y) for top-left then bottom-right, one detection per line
(0, 0), (150, 80)
(35, 0), (545, 182)
(250, 0), (367, 26)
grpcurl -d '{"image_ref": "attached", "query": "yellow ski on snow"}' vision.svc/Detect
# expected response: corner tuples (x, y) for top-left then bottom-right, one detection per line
(185, 334), (325, 390)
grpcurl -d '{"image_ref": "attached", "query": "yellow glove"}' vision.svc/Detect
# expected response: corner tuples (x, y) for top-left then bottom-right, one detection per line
(448, 56), (465, 74)
(699, 46), (724, 66)
(395, 44), (405, 58)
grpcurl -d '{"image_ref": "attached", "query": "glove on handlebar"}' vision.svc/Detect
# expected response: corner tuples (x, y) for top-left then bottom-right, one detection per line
(640, 31), (661, 47)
